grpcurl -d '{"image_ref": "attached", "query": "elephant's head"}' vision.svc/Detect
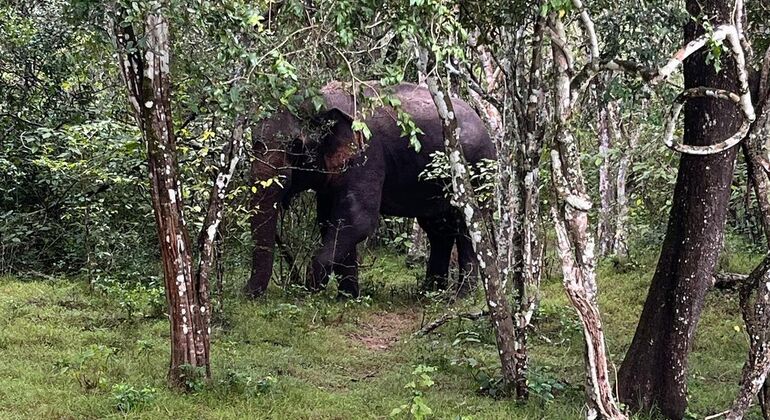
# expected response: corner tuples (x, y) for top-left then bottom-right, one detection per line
(245, 106), (363, 297)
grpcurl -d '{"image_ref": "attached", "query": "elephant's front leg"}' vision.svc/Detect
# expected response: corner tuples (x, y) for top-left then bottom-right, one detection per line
(306, 185), (381, 298)
(307, 218), (369, 298)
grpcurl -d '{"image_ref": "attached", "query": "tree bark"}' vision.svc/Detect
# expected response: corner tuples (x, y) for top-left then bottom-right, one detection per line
(406, 219), (426, 267)
(196, 115), (245, 332)
(114, 10), (211, 388)
(618, 2), (743, 417)
(613, 103), (640, 262)
(509, 16), (546, 400)
(726, 48), (770, 419)
(549, 11), (625, 419)
(417, 46), (520, 395)
(596, 99), (616, 256)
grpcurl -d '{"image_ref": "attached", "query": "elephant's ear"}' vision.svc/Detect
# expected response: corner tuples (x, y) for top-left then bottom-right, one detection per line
(314, 108), (365, 173)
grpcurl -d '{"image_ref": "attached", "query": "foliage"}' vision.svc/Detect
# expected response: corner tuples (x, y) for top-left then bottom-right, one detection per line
(420, 152), (498, 203)
(219, 370), (277, 396)
(110, 383), (157, 413)
(53, 344), (116, 391)
(528, 365), (568, 404)
(179, 364), (207, 393)
(91, 273), (164, 319)
(0, 1), (151, 274)
(390, 364), (438, 419)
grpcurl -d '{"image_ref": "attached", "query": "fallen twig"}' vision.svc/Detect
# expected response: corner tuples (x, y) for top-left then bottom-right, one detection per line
(414, 310), (488, 337)
(712, 272), (750, 290)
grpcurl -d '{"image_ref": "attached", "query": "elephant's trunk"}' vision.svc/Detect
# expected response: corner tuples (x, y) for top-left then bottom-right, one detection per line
(245, 112), (296, 297)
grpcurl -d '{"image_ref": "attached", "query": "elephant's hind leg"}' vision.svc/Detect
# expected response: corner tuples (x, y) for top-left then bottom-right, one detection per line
(455, 226), (479, 297)
(418, 217), (455, 291)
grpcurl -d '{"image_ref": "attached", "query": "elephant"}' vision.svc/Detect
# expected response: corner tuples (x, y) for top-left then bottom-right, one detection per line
(246, 81), (495, 298)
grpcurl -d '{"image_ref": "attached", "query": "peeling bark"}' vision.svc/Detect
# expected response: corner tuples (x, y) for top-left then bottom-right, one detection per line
(596, 99), (617, 257)
(613, 104), (641, 261)
(549, 12), (625, 420)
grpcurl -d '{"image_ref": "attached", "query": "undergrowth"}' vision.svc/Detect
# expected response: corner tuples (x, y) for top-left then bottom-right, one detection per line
(0, 249), (760, 419)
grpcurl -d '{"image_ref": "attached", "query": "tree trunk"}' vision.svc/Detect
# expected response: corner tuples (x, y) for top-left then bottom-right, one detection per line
(406, 219), (426, 267)
(417, 46), (520, 394)
(618, 2), (743, 417)
(549, 13), (625, 419)
(596, 100), (616, 256)
(726, 50), (770, 419)
(196, 115), (245, 331)
(114, 10), (211, 388)
(613, 103), (640, 262)
(510, 16), (546, 400)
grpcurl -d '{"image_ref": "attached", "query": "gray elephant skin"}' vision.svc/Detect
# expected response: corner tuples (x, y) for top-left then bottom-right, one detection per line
(247, 82), (495, 298)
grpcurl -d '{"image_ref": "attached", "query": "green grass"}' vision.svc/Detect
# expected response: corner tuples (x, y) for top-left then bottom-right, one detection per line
(0, 250), (762, 419)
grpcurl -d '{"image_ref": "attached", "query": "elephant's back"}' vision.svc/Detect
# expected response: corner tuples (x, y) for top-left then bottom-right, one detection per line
(323, 82), (494, 218)
(320, 81), (494, 163)
(391, 83), (494, 163)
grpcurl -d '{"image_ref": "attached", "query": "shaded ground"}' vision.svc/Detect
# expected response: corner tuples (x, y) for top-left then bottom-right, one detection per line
(0, 250), (763, 419)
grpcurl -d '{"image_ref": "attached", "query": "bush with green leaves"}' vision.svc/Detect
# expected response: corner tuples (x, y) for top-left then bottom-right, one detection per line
(390, 364), (437, 419)
(179, 364), (208, 393)
(219, 370), (277, 396)
(92, 273), (164, 320)
(527, 365), (567, 404)
(53, 344), (116, 391)
(448, 330), (508, 398)
(110, 383), (158, 413)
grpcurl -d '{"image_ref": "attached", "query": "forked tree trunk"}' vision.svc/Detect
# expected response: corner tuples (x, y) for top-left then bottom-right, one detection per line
(618, 1), (743, 417)
(114, 10), (211, 387)
(550, 13), (625, 420)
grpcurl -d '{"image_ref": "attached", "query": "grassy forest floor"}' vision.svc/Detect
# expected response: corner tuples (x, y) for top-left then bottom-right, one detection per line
(0, 249), (764, 419)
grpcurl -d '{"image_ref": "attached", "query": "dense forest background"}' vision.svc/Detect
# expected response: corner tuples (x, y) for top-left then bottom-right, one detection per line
(3, 0), (770, 419)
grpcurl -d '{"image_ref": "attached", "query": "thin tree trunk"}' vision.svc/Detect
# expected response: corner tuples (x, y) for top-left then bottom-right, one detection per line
(550, 14), (625, 420)
(215, 230), (225, 313)
(406, 219), (426, 267)
(618, 2), (744, 417)
(510, 16), (546, 400)
(596, 100), (616, 256)
(612, 103), (640, 262)
(726, 49), (770, 418)
(417, 46), (520, 394)
(196, 115), (245, 334)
